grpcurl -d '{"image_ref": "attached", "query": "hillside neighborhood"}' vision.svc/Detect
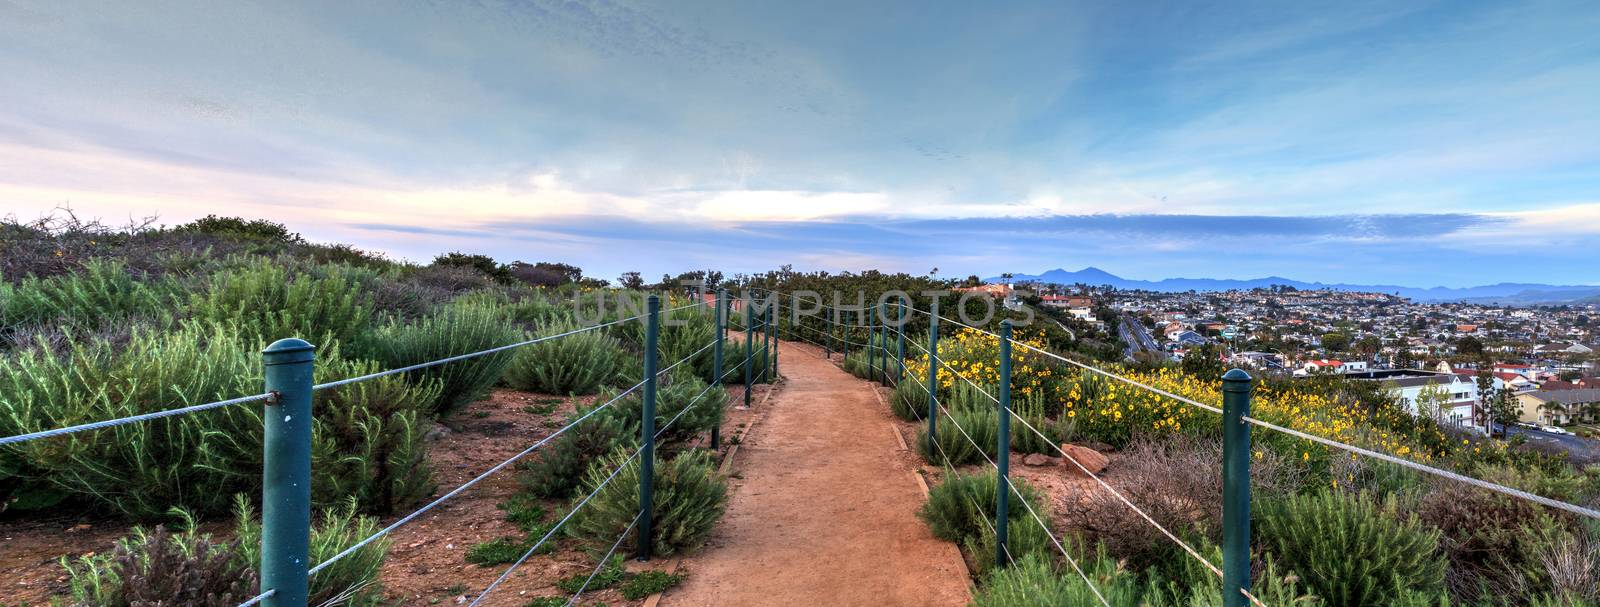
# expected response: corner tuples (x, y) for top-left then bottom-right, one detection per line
(1015, 282), (1600, 441)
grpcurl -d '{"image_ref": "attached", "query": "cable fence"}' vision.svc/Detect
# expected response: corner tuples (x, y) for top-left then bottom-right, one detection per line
(0, 293), (773, 607)
(15, 282), (1593, 605)
(749, 286), (1598, 606)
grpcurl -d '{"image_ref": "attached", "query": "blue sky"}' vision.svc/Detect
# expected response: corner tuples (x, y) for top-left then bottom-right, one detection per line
(2, 0), (1598, 287)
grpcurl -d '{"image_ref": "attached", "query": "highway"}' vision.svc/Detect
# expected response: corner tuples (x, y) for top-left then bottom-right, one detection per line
(1118, 313), (1163, 360)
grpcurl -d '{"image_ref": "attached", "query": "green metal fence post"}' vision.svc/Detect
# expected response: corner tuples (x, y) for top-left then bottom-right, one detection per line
(1222, 368), (1254, 607)
(896, 301), (906, 383)
(711, 289), (725, 450)
(874, 303), (885, 385)
(995, 321), (1013, 567)
(261, 338), (316, 607)
(772, 302), (780, 380)
(638, 295), (660, 561)
(761, 306), (771, 384)
(824, 302), (832, 358)
(867, 304), (877, 382)
(925, 307), (940, 449)
(843, 310), (851, 361)
(743, 297), (754, 408)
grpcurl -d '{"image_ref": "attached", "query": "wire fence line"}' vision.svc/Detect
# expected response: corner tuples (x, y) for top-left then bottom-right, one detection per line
(467, 443), (646, 607)
(305, 376), (646, 577)
(562, 510), (645, 607)
(893, 354), (1114, 606)
(0, 303), (719, 446)
(0, 391), (276, 446)
(881, 311), (1265, 606)
(465, 357), (735, 607)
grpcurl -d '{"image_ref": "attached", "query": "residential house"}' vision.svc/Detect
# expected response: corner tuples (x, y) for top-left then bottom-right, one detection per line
(1299, 359), (1368, 374)
(1517, 389), (1600, 425)
(1343, 369), (1483, 432)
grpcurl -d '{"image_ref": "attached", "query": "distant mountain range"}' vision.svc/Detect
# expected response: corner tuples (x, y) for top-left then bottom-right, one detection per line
(987, 267), (1600, 304)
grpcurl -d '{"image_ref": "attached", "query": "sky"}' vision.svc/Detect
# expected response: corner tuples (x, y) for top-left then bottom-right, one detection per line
(2, 0), (1598, 287)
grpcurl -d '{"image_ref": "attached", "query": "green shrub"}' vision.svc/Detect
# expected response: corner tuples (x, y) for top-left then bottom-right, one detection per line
(723, 335), (774, 383)
(311, 358), (442, 513)
(567, 447), (727, 557)
(63, 497), (389, 607)
(916, 406), (997, 467)
(503, 293), (568, 328)
(0, 259), (174, 337)
(59, 511), (256, 607)
(174, 215), (304, 244)
(1418, 469), (1568, 603)
(233, 496), (391, 606)
(919, 471), (1052, 574)
(188, 257), (373, 346)
(1142, 541), (1324, 606)
(361, 297), (521, 414)
(606, 374), (727, 445)
(1010, 392), (1076, 455)
(0, 322), (440, 517)
(969, 551), (1145, 607)
(890, 374), (929, 421)
(618, 305), (720, 383)
(518, 411), (633, 499)
(504, 320), (630, 395)
(1256, 490), (1446, 607)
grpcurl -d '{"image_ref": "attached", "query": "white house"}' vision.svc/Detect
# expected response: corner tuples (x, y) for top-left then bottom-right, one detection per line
(1344, 369), (1483, 433)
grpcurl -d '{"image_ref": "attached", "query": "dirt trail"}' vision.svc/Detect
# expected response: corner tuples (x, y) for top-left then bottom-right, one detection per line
(661, 340), (970, 607)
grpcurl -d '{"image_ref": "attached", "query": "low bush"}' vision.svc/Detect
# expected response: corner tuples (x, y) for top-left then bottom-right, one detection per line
(916, 406), (997, 467)
(188, 257), (373, 346)
(618, 305), (720, 383)
(555, 556), (626, 592)
(59, 514), (256, 607)
(969, 551), (1144, 607)
(518, 411), (633, 499)
(233, 496), (391, 606)
(723, 337), (774, 383)
(504, 320), (630, 395)
(360, 297), (521, 414)
(919, 471), (1051, 575)
(0, 259), (174, 340)
(1010, 392), (1076, 455)
(466, 536), (531, 566)
(311, 357), (443, 513)
(0, 322), (440, 517)
(606, 374), (728, 445)
(1256, 490), (1446, 607)
(1418, 467), (1569, 603)
(566, 447), (727, 557)
(63, 497), (390, 607)
(1142, 540), (1324, 606)
(890, 373), (930, 421)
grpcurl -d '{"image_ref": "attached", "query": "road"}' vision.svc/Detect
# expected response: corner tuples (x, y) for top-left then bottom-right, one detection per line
(1118, 314), (1162, 361)
(1500, 424), (1600, 460)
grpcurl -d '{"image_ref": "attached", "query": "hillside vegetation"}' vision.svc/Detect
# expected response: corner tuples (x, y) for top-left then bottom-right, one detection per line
(5, 212), (1600, 606)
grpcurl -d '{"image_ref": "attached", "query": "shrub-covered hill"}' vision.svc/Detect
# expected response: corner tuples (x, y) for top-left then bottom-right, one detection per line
(0, 213), (737, 520)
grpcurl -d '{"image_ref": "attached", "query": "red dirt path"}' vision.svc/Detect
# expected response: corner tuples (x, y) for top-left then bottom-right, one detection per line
(661, 339), (971, 607)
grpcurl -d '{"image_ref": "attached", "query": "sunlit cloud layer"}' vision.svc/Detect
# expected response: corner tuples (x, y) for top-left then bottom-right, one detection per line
(2, 0), (1598, 286)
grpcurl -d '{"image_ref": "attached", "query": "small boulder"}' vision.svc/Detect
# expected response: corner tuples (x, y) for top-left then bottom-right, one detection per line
(424, 423), (452, 441)
(1082, 441), (1115, 454)
(1022, 453), (1052, 467)
(1058, 443), (1109, 476)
